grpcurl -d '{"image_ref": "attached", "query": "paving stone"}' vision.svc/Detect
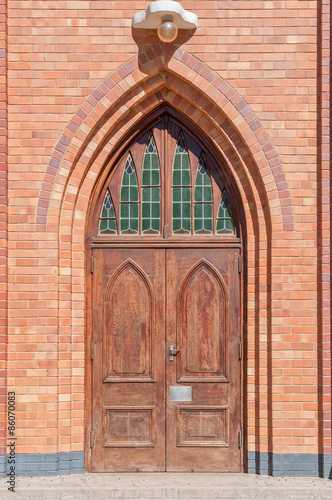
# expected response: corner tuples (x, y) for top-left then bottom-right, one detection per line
(179, 488), (204, 498)
(141, 488), (164, 497)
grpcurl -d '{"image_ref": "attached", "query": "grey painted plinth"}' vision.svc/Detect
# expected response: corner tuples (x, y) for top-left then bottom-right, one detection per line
(248, 452), (332, 478)
(1, 451), (84, 477)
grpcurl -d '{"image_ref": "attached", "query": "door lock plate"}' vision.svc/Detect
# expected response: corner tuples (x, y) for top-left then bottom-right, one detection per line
(169, 345), (180, 361)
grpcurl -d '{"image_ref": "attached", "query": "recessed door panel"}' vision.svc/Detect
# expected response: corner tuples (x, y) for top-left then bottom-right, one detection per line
(178, 260), (227, 382)
(104, 261), (153, 382)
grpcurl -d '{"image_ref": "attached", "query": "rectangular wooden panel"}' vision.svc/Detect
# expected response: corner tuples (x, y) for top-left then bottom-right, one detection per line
(177, 407), (228, 447)
(104, 407), (155, 447)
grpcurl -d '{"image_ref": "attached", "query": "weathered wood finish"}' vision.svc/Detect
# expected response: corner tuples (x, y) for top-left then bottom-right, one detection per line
(104, 261), (153, 382)
(177, 260), (227, 382)
(91, 248), (166, 471)
(166, 248), (241, 471)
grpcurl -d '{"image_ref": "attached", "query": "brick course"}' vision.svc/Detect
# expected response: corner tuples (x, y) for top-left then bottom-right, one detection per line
(0, 0), (331, 477)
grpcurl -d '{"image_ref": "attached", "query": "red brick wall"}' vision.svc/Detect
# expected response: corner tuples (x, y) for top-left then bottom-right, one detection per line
(2, 0), (330, 472)
(320, 0), (332, 465)
(0, 0), (7, 459)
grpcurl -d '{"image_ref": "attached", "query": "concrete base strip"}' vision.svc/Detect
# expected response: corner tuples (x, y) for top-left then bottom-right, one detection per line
(0, 473), (331, 500)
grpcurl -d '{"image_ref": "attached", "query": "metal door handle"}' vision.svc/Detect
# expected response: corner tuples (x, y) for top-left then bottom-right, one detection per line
(169, 345), (180, 361)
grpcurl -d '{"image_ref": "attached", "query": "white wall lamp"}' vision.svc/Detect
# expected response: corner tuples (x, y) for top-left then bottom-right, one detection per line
(132, 1), (198, 43)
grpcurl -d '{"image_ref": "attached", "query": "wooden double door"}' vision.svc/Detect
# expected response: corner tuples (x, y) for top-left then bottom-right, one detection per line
(90, 245), (242, 472)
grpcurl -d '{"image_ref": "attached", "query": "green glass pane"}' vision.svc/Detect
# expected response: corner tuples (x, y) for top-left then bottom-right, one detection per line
(142, 218), (150, 232)
(204, 186), (212, 202)
(151, 219), (159, 231)
(182, 187), (191, 202)
(110, 219), (117, 232)
(217, 191), (232, 219)
(130, 186), (139, 201)
(99, 219), (107, 232)
(194, 186), (203, 202)
(142, 188), (150, 202)
(99, 218), (117, 234)
(204, 203), (213, 218)
(205, 218), (213, 232)
(131, 218), (138, 232)
(194, 202), (213, 233)
(216, 191), (234, 234)
(99, 191), (117, 234)
(181, 169), (191, 186)
(150, 187), (159, 201)
(151, 170), (160, 185)
(194, 204), (203, 219)
(120, 156), (138, 201)
(173, 219), (181, 232)
(172, 167), (182, 185)
(120, 155), (139, 233)
(182, 218), (191, 232)
(141, 134), (161, 233)
(216, 218), (234, 234)
(194, 155), (212, 202)
(120, 215), (129, 232)
(193, 155), (213, 233)
(182, 202), (191, 219)
(195, 218), (203, 232)
(173, 203), (181, 218)
(121, 186), (129, 202)
(101, 191), (115, 217)
(172, 133), (192, 233)
(130, 204), (138, 218)
(172, 133), (190, 185)
(173, 187), (182, 202)
(121, 203), (129, 218)
(122, 174), (129, 186)
(142, 203), (150, 218)
(151, 202), (160, 218)
(142, 171), (151, 186)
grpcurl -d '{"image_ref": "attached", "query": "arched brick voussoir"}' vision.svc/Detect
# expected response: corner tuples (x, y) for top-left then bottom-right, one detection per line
(67, 88), (260, 231)
(37, 48), (294, 232)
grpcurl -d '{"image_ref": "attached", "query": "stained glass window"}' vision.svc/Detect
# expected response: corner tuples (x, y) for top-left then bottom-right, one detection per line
(99, 190), (117, 234)
(194, 154), (213, 233)
(120, 154), (139, 234)
(142, 134), (161, 233)
(216, 191), (234, 233)
(172, 133), (191, 233)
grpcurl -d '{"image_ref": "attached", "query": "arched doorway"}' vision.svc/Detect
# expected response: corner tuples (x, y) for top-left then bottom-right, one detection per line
(86, 107), (244, 472)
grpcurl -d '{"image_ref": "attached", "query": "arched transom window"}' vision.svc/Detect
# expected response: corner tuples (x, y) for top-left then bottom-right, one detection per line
(96, 116), (237, 239)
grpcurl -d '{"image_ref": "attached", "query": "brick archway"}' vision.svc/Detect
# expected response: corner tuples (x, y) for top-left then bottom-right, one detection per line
(39, 50), (293, 472)
(36, 48), (294, 233)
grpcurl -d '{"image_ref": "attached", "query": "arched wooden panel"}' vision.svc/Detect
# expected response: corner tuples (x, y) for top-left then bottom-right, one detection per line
(103, 260), (153, 382)
(177, 259), (228, 383)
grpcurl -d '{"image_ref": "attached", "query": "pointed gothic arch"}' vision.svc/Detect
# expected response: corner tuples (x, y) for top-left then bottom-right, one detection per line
(36, 48), (293, 234)
(43, 51), (286, 473)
